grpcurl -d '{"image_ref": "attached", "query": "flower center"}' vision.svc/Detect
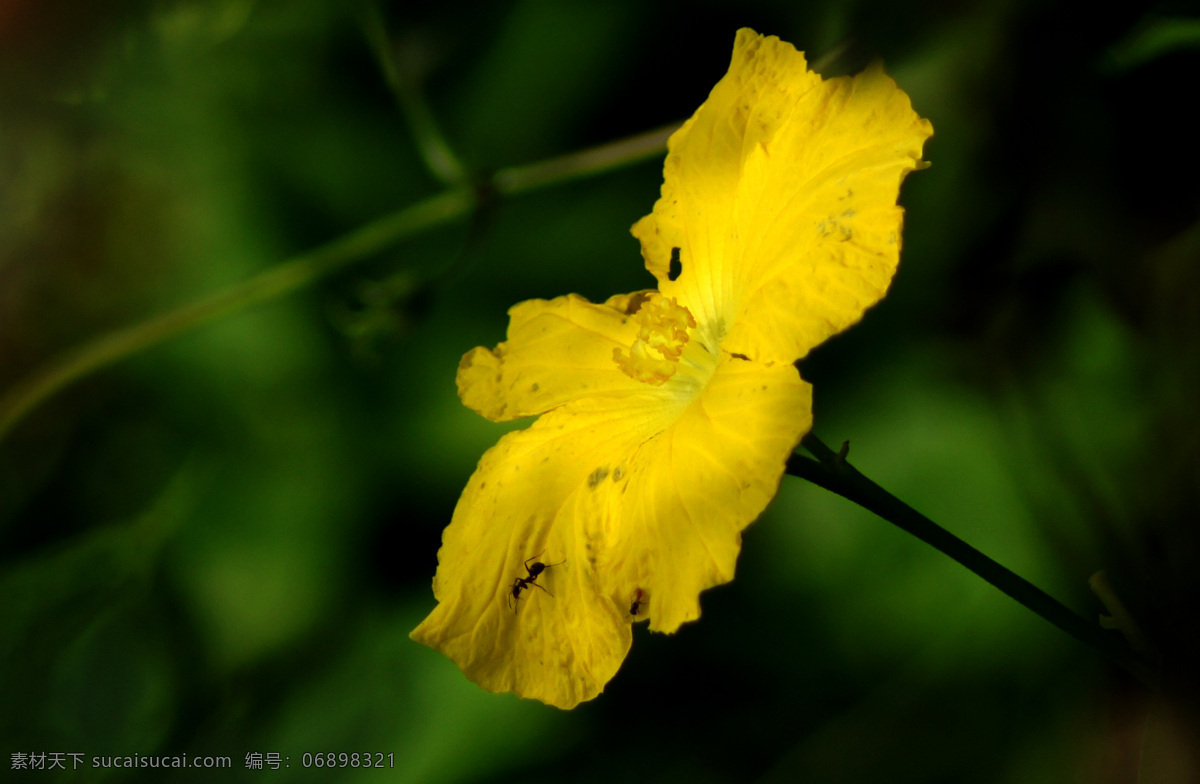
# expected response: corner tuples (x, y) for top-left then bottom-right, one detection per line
(613, 293), (697, 385)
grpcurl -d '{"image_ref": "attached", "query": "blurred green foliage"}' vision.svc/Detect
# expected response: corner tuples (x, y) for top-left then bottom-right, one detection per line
(3, 0), (1200, 781)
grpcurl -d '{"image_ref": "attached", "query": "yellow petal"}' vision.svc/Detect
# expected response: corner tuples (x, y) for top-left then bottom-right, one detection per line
(593, 355), (812, 632)
(410, 394), (668, 709)
(631, 28), (933, 364)
(412, 353), (810, 707)
(458, 293), (651, 422)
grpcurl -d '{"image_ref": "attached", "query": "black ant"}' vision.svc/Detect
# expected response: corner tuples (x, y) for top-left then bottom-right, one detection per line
(507, 552), (565, 610)
(629, 588), (644, 617)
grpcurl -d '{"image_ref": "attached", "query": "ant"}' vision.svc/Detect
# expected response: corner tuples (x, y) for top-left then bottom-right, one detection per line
(629, 588), (644, 617)
(507, 552), (565, 610)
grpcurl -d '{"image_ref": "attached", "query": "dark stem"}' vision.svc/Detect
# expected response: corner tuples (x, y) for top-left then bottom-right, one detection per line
(786, 433), (1157, 689)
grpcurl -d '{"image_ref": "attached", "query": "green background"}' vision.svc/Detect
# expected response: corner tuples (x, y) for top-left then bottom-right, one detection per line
(3, 0), (1198, 781)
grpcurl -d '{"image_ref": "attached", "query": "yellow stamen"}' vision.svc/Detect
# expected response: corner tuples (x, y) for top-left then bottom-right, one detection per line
(613, 293), (697, 385)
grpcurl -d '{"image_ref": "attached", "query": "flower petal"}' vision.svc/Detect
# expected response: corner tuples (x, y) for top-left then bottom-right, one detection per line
(592, 355), (812, 632)
(632, 28), (933, 363)
(410, 393), (670, 709)
(412, 354), (810, 707)
(458, 293), (652, 422)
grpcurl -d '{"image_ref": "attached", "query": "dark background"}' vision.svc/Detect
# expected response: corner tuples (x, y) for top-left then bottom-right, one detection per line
(3, 0), (1199, 781)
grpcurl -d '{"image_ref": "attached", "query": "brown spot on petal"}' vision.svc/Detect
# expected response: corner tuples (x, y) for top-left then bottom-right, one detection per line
(621, 292), (653, 315)
(587, 466), (609, 488)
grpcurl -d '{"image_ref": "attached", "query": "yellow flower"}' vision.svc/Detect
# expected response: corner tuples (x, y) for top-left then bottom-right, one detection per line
(411, 28), (932, 709)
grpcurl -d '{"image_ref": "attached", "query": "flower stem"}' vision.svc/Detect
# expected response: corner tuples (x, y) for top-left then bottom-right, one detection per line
(786, 432), (1158, 689)
(0, 126), (673, 444)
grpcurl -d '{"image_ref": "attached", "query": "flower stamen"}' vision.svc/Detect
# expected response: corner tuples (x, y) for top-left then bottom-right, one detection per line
(613, 293), (697, 385)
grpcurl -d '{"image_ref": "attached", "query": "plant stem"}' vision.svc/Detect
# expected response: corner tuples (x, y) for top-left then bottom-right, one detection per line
(0, 125), (675, 444)
(0, 188), (474, 442)
(492, 123), (677, 196)
(786, 433), (1158, 689)
(360, 4), (469, 187)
